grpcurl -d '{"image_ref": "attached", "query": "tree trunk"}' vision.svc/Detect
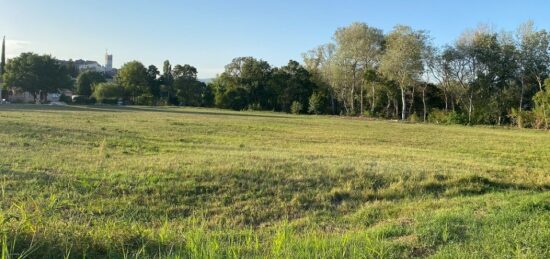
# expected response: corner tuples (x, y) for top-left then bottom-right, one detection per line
(400, 86), (406, 121)
(468, 90), (473, 124)
(330, 93), (336, 115)
(451, 96), (455, 112)
(385, 95), (391, 117)
(394, 98), (399, 118)
(408, 86), (415, 117)
(371, 84), (376, 113)
(519, 77), (525, 112)
(536, 76), (543, 91)
(443, 87), (448, 112)
(360, 84), (364, 116)
(422, 87), (427, 122)
(350, 86), (355, 115)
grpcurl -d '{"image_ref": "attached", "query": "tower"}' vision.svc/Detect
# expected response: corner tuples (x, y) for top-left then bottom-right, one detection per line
(105, 51), (113, 70)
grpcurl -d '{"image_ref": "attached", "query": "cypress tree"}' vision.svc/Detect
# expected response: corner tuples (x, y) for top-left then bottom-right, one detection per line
(1, 36), (5, 76)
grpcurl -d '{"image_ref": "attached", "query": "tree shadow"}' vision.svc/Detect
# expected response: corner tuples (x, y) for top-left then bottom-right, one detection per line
(0, 104), (297, 119)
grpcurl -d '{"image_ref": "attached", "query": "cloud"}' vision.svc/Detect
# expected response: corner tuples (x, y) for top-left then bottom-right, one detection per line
(5, 39), (32, 58)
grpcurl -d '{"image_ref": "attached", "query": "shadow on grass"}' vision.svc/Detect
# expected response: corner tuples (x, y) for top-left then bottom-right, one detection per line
(0, 104), (296, 119)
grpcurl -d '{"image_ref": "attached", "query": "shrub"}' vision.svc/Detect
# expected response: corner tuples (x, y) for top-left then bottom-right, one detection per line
(247, 103), (262, 111)
(428, 109), (467, 125)
(59, 94), (72, 103)
(71, 95), (96, 105)
(409, 113), (419, 122)
(509, 108), (535, 128)
(290, 101), (303, 114)
(93, 82), (124, 103)
(532, 89), (550, 129)
(308, 92), (321, 114)
(135, 94), (154, 106)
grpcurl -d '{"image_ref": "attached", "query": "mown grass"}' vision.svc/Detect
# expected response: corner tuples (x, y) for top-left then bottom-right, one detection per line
(0, 105), (548, 258)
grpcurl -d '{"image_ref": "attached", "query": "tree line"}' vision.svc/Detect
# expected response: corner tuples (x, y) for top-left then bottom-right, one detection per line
(2, 21), (550, 128)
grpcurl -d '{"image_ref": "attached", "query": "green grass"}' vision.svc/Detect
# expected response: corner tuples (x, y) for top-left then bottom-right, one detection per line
(0, 105), (548, 258)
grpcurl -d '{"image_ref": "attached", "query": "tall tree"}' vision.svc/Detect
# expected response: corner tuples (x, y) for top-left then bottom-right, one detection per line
(1, 36), (5, 77)
(115, 61), (149, 101)
(160, 60), (175, 103)
(332, 23), (384, 114)
(146, 65), (161, 100)
(516, 21), (550, 110)
(379, 25), (428, 120)
(3, 53), (72, 102)
(173, 64), (198, 80)
(75, 71), (106, 96)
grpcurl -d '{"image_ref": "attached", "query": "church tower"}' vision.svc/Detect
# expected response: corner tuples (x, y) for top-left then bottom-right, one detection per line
(105, 51), (113, 70)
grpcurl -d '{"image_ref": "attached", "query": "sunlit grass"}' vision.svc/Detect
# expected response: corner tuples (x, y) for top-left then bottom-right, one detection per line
(0, 105), (548, 258)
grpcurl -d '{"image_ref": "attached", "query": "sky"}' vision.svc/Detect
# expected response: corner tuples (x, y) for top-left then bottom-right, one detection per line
(1, 0), (549, 78)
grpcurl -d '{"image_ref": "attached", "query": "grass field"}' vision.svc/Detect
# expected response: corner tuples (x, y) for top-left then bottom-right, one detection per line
(0, 105), (549, 258)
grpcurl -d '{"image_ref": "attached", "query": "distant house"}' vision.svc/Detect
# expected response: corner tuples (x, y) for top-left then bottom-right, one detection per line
(74, 60), (105, 73)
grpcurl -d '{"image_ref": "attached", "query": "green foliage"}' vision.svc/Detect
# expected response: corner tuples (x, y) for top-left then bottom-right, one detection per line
(71, 95), (96, 105)
(92, 82), (123, 103)
(0, 36), (5, 77)
(146, 65), (161, 100)
(2, 53), (72, 102)
(509, 108), (536, 128)
(58, 93), (72, 103)
(409, 113), (419, 122)
(532, 81), (550, 129)
(290, 101), (303, 114)
(115, 61), (149, 100)
(308, 92), (322, 114)
(76, 71), (106, 96)
(428, 109), (467, 125)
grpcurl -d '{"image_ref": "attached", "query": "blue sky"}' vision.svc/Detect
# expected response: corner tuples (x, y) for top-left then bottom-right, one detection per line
(1, 0), (549, 78)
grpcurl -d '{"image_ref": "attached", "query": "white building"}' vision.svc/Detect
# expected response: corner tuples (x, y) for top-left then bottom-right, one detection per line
(105, 52), (113, 70)
(77, 61), (105, 72)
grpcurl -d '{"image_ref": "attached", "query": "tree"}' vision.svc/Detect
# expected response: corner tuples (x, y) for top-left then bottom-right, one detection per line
(160, 60), (175, 104)
(92, 82), (124, 103)
(76, 71), (106, 96)
(516, 21), (550, 111)
(1, 36), (5, 77)
(115, 61), (149, 102)
(303, 44), (337, 114)
(218, 57), (273, 109)
(308, 92), (322, 114)
(3, 53), (72, 102)
(272, 60), (316, 112)
(379, 25), (428, 120)
(173, 64), (198, 80)
(146, 65), (161, 100)
(331, 23), (384, 114)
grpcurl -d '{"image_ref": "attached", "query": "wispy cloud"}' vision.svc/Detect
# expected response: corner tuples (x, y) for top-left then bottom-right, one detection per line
(5, 39), (32, 58)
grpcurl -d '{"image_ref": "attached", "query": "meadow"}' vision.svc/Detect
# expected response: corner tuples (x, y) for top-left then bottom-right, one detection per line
(0, 105), (548, 258)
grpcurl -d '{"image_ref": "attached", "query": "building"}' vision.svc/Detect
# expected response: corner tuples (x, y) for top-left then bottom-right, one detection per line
(105, 52), (113, 70)
(74, 60), (105, 72)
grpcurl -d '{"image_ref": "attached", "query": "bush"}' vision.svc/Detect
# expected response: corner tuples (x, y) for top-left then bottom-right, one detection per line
(71, 95), (96, 105)
(247, 103), (262, 111)
(409, 113), (419, 123)
(59, 94), (72, 103)
(93, 82), (124, 103)
(290, 101), (303, 114)
(428, 109), (467, 125)
(509, 108), (536, 128)
(532, 89), (550, 129)
(135, 94), (154, 105)
(308, 92), (321, 114)
(100, 98), (120, 105)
